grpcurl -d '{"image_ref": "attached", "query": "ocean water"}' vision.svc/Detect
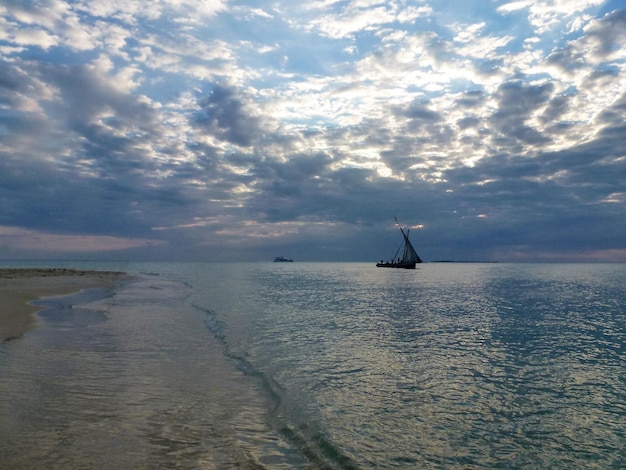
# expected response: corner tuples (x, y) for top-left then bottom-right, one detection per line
(1, 261), (625, 468)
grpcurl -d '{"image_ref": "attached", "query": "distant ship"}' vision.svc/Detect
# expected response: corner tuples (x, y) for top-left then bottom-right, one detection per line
(273, 256), (294, 262)
(376, 217), (423, 269)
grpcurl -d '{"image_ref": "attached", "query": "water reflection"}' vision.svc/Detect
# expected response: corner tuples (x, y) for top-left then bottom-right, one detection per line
(2, 262), (624, 468)
(0, 275), (303, 469)
(240, 263), (626, 468)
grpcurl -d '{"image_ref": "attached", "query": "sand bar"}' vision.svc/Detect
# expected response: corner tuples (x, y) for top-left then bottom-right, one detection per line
(0, 268), (127, 342)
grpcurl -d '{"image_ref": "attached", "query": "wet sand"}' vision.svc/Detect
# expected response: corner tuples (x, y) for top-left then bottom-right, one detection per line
(0, 268), (127, 342)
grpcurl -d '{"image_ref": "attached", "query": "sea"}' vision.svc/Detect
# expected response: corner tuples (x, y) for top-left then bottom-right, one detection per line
(1, 261), (625, 469)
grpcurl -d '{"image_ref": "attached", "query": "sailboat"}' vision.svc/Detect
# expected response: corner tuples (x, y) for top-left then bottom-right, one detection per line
(376, 217), (423, 269)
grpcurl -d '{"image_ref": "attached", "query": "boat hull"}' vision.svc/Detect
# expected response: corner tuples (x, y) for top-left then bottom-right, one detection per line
(376, 262), (417, 269)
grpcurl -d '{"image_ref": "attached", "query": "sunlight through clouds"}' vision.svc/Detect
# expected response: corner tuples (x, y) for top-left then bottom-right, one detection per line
(0, 0), (624, 261)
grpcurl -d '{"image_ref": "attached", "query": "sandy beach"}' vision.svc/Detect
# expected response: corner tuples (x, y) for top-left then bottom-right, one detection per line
(0, 268), (127, 342)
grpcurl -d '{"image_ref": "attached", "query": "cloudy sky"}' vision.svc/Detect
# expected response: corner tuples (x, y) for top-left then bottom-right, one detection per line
(1, 0), (625, 262)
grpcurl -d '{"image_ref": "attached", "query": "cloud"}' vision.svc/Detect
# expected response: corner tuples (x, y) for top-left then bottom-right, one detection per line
(497, 1), (532, 14)
(498, 0), (608, 34)
(307, 1), (431, 39)
(0, 226), (165, 255)
(193, 84), (264, 147)
(583, 8), (626, 59)
(489, 81), (554, 145)
(546, 11), (626, 73)
(0, 0), (624, 262)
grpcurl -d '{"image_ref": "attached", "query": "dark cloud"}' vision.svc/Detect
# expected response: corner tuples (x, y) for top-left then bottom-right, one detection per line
(0, 58), (213, 244)
(538, 95), (570, 125)
(493, 81), (554, 120)
(547, 9), (626, 73)
(0, 3), (624, 262)
(585, 9), (626, 57)
(0, 62), (27, 95)
(455, 90), (487, 109)
(193, 85), (263, 147)
(546, 46), (587, 73)
(436, 119), (626, 258)
(42, 64), (154, 130)
(457, 116), (480, 129)
(490, 81), (553, 144)
(596, 91), (626, 127)
(394, 100), (442, 122)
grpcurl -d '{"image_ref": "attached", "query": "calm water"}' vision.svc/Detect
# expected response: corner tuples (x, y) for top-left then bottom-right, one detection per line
(1, 262), (625, 468)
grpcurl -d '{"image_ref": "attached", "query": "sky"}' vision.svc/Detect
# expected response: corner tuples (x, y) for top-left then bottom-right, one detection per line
(1, 0), (625, 262)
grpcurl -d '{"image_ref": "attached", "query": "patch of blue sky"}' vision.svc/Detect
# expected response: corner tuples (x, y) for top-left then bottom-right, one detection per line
(17, 45), (98, 67)
(599, 0), (625, 16)
(432, 0), (503, 26)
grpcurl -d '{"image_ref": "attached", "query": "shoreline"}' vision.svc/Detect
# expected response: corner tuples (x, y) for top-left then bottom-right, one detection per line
(0, 268), (128, 342)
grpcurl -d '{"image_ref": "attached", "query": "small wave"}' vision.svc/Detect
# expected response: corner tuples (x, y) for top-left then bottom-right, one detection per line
(192, 302), (284, 413)
(191, 301), (360, 469)
(280, 425), (359, 470)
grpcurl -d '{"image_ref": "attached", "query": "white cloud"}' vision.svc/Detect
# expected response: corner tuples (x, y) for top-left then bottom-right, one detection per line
(568, 14), (592, 33)
(452, 22), (486, 43)
(497, 1), (532, 14)
(167, 0), (228, 17)
(308, 2), (430, 38)
(0, 0), (624, 261)
(498, 0), (607, 35)
(11, 28), (59, 50)
(455, 34), (515, 60)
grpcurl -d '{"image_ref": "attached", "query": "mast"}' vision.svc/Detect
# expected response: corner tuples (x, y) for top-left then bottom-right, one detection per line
(377, 217), (423, 268)
(394, 217), (422, 264)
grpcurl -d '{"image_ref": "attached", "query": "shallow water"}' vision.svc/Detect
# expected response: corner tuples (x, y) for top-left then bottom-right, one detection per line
(1, 262), (625, 468)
